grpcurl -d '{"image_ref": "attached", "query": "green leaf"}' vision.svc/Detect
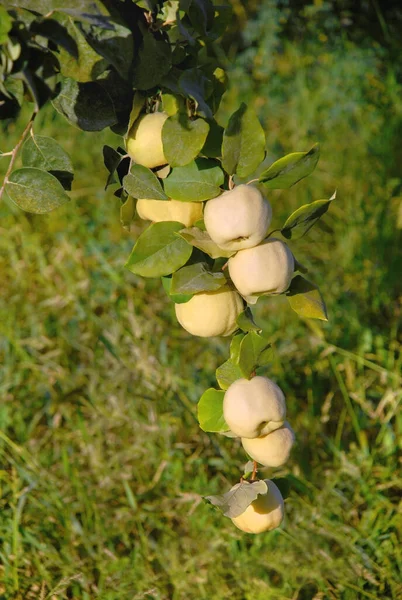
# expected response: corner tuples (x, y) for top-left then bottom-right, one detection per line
(205, 480), (268, 518)
(5, 168), (69, 214)
(0, 7), (12, 44)
(197, 388), (227, 432)
(281, 192), (336, 240)
(125, 92), (145, 139)
(132, 31), (172, 90)
(236, 308), (261, 333)
(222, 103), (266, 178)
(103, 145), (124, 189)
(216, 359), (244, 391)
(78, 21), (133, 81)
(177, 227), (235, 259)
(21, 135), (74, 190)
(164, 159), (224, 202)
(259, 144), (320, 189)
(52, 77), (117, 131)
(171, 262), (226, 295)
(123, 164), (168, 200)
(161, 276), (193, 304)
(162, 114), (210, 167)
(120, 195), (135, 231)
(125, 221), (192, 277)
(201, 120), (224, 158)
(238, 331), (271, 378)
(287, 275), (328, 321)
(230, 332), (245, 363)
(179, 69), (213, 119)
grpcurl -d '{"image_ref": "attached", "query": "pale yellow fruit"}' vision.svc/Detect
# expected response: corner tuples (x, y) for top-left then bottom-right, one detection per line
(223, 376), (286, 439)
(228, 237), (294, 297)
(241, 422), (295, 467)
(175, 288), (243, 337)
(204, 185), (272, 251)
(136, 198), (203, 227)
(126, 112), (168, 169)
(231, 480), (284, 534)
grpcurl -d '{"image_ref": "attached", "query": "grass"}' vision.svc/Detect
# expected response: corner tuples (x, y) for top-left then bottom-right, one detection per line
(1, 10), (402, 599)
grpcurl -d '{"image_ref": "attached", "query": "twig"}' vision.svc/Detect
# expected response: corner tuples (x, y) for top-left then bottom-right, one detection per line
(0, 110), (38, 203)
(250, 460), (258, 481)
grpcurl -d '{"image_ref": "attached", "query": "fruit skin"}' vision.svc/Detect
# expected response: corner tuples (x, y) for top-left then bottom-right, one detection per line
(241, 422), (295, 467)
(175, 287), (243, 337)
(228, 237), (295, 297)
(223, 376), (286, 438)
(204, 185), (272, 251)
(231, 480), (284, 534)
(136, 198), (203, 227)
(126, 112), (168, 169)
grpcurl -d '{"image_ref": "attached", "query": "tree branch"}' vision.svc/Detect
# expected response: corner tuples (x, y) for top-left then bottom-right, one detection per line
(0, 110), (38, 203)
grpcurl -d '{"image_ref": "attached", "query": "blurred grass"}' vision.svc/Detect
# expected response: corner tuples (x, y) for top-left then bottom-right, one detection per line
(1, 6), (402, 599)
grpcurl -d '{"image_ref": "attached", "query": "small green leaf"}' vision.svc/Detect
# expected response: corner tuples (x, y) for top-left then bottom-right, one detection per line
(21, 134), (74, 190)
(161, 276), (193, 304)
(103, 145), (124, 189)
(52, 77), (117, 131)
(162, 113), (210, 167)
(216, 359), (244, 390)
(236, 307), (261, 333)
(179, 69), (213, 119)
(120, 195), (135, 231)
(171, 262), (226, 295)
(205, 480), (268, 518)
(177, 227), (235, 259)
(132, 31), (172, 90)
(125, 221), (192, 277)
(287, 275), (328, 321)
(197, 388), (228, 432)
(123, 164), (168, 200)
(238, 331), (271, 378)
(164, 158), (224, 201)
(222, 103), (266, 178)
(281, 192), (336, 239)
(0, 7), (12, 44)
(260, 144), (320, 189)
(5, 167), (70, 214)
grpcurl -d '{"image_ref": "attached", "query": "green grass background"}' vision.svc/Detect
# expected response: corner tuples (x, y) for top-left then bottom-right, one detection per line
(0, 4), (401, 599)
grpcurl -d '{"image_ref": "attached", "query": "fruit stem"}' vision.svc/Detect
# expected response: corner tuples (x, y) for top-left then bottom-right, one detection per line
(251, 461), (258, 481)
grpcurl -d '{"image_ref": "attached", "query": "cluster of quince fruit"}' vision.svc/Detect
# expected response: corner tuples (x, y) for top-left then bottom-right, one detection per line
(126, 111), (296, 535)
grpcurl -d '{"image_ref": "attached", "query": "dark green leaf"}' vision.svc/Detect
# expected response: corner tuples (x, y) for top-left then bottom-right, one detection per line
(125, 92), (145, 138)
(164, 158), (224, 201)
(78, 21), (133, 81)
(123, 164), (168, 200)
(222, 103), (266, 178)
(236, 308), (261, 333)
(201, 119), (224, 158)
(162, 114), (210, 167)
(281, 192), (336, 239)
(171, 262), (226, 295)
(125, 221), (192, 277)
(161, 276), (193, 304)
(177, 227), (235, 259)
(259, 144), (320, 189)
(52, 77), (117, 131)
(179, 69), (213, 119)
(5, 167), (69, 214)
(205, 480), (268, 518)
(287, 275), (328, 321)
(103, 145), (123, 189)
(216, 359), (244, 391)
(197, 388), (227, 432)
(132, 31), (172, 90)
